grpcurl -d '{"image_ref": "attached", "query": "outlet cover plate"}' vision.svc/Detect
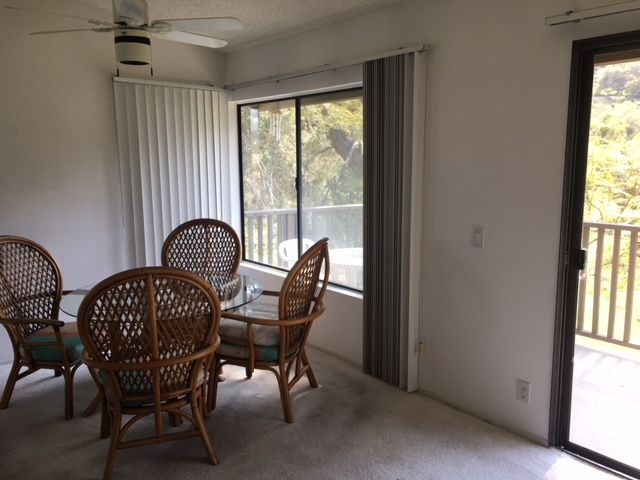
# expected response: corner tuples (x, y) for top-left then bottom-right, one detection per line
(517, 379), (530, 403)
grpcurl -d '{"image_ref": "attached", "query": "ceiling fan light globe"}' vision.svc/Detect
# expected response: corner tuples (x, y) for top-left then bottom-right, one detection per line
(114, 29), (151, 65)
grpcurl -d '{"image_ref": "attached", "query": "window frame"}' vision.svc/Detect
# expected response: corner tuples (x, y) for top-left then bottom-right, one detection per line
(237, 86), (363, 290)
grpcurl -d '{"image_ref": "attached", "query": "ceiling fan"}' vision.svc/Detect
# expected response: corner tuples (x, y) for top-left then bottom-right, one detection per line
(4, 0), (244, 66)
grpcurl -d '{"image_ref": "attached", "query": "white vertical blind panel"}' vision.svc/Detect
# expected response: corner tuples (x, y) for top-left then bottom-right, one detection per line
(211, 91), (223, 219)
(406, 51), (427, 393)
(114, 80), (223, 268)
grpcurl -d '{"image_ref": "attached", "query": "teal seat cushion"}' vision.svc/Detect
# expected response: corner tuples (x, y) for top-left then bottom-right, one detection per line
(217, 343), (280, 362)
(23, 322), (84, 362)
(98, 366), (206, 408)
(98, 370), (153, 408)
(218, 303), (281, 362)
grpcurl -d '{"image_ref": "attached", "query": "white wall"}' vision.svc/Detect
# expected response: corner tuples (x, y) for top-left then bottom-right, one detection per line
(224, 0), (640, 443)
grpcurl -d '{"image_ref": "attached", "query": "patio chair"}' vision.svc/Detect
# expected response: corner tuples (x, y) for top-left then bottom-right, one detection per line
(278, 238), (314, 268)
(77, 267), (222, 480)
(210, 237), (330, 422)
(0, 235), (84, 420)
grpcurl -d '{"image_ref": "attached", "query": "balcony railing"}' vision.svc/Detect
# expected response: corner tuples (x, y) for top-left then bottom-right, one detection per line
(245, 215), (640, 344)
(578, 221), (640, 350)
(244, 203), (363, 272)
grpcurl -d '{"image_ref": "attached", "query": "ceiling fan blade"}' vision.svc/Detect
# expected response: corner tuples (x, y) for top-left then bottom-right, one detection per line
(151, 30), (227, 49)
(2, 5), (112, 27)
(30, 27), (115, 36)
(112, 0), (148, 26)
(152, 17), (244, 33)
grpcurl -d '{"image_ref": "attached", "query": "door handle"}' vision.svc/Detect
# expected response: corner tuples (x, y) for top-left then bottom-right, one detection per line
(575, 249), (588, 270)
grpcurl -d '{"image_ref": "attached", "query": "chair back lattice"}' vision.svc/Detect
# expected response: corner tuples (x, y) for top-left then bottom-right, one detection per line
(78, 267), (221, 401)
(161, 219), (242, 278)
(0, 236), (62, 336)
(279, 237), (330, 350)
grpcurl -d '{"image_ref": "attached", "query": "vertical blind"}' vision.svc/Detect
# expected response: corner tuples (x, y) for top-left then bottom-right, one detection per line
(363, 51), (427, 389)
(113, 80), (226, 268)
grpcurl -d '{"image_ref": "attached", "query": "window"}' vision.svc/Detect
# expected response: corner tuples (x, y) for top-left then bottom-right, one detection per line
(239, 88), (363, 290)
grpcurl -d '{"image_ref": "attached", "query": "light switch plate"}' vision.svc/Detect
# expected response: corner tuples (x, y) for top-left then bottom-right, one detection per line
(472, 226), (484, 248)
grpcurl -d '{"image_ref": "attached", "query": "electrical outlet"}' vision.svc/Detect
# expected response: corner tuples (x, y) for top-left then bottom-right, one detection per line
(517, 379), (530, 403)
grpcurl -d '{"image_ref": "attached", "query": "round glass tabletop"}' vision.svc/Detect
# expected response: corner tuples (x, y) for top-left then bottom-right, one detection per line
(60, 273), (264, 317)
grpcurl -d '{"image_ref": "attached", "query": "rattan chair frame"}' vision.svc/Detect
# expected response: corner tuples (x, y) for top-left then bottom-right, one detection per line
(161, 218), (242, 276)
(77, 267), (222, 480)
(0, 235), (83, 420)
(210, 237), (330, 423)
(161, 217), (242, 404)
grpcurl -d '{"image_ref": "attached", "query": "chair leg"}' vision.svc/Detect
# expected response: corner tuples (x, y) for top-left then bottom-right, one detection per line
(207, 359), (222, 412)
(100, 400), (111, 439)
(84, 366), (104, 416)
(192, 397), (218, 465)
(0, 358), (20, 410)
(277, 365), (294, 424)
(83, 392), (102, 417)
(103, 410), (122, 480)
(301, 350), (318, 388)
(63, 367), (78, 420)
(200, 384), (209, 419)
(169, 412), (183, 427)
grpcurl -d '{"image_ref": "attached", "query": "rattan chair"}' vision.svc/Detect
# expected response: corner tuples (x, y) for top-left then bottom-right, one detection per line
(161, 218), (242, 276)
(161, 218), (242, 395)
(0, 235), (84, 420)
(210, 237), (330, 422)
(77, 267), (222, 480)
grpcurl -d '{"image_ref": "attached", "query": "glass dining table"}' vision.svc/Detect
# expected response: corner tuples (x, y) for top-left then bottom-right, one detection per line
(60, 272), (264, 317)
(60, 272), (264, 417)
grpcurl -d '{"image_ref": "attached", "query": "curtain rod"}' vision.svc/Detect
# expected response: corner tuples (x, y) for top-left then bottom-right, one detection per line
(545, 0), (640, 25)
(112, 76), (224, 92)
(224, 44), (426, 91)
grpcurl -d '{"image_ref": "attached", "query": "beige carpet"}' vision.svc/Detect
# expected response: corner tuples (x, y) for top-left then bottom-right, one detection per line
(0, 347), (624, 480)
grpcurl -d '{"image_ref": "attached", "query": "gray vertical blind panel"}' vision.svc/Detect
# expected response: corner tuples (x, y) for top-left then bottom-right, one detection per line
(363, 55), (411, 387)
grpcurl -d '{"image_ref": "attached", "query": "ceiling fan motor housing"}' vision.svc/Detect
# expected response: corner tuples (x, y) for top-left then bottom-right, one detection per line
(114, 29), (151, 65)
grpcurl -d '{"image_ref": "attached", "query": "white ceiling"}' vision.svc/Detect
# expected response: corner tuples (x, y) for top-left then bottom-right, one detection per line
(7, 0), (412, 53)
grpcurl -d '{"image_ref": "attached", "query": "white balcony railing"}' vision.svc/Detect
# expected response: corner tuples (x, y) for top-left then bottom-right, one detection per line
(579, 221), (640, 350)
(243, 204), (363, 289)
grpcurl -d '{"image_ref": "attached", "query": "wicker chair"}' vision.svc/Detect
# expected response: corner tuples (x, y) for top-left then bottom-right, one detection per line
(77, 267), (222, 480)
(161, 218), (242, 395)
(0, 236), (84, 420)
(210, 237), (330, 422)
(161, 218), (242, 276)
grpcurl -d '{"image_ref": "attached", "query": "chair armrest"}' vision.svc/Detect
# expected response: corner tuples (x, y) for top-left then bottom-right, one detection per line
(221, 303), (325, 327)
(0, 317), (65, 328)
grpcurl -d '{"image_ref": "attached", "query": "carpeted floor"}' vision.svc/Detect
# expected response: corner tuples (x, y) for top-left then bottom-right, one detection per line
(0, 347), (624, 480)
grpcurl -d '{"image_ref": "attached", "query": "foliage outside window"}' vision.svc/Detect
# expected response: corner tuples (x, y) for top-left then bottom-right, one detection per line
(239, 89), (363, 290)
(587, 60), (640, 225)
(581, 56), (640, 342)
